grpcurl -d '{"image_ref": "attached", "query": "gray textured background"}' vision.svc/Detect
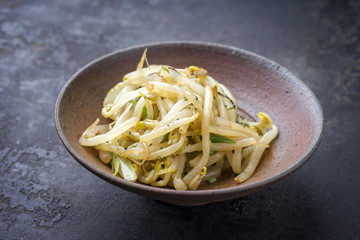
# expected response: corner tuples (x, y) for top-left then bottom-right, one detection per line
(1, 0), (359, 239)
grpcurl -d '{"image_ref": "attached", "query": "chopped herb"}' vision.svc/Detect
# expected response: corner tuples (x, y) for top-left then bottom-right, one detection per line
(131, 100), (137, 108)
(162, 66), (170, 73)
(240, 121), (250, 128)
(127, 144), (136, 149)
(227, 106), (236, 110)
(160, 132), (170, 143)
(210, 134), (235, 143)
(84, 134), (89, 139)
(208, 177), (217, 183)
(218, 91), (236, 109)
(184, 97), (188, 101)
(141, 106), (147, 118)
(148, 72), (158, 76)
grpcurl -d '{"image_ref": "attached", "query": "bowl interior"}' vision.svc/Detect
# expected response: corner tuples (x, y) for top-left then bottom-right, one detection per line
(55, 42), (323, 205)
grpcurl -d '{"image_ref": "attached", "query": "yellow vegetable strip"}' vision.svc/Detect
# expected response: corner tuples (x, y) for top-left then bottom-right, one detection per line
(151, 158), (177, 187)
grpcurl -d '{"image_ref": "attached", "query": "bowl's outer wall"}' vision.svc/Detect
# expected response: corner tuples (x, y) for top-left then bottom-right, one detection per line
(55, 43), (323, 205)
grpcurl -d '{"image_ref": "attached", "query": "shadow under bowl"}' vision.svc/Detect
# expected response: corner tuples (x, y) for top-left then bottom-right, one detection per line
(55, 42), (323, 206)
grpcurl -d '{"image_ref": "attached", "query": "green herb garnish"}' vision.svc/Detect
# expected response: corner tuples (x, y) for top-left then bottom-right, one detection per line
(161, 132), (170, 143)
(162, 66), (170, 73)
(131, 100), (137, 108)
(141, 106), (147, 118)
(210, 134), (235, 143)
(239, 120), (250, 128)
(208, 177), (217, 183)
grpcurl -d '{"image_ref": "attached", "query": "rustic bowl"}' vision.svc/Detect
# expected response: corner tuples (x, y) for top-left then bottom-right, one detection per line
(55, 42), (323, 206)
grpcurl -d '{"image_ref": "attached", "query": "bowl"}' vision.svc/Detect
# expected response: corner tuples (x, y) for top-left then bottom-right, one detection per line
(55, 42), (323, 206)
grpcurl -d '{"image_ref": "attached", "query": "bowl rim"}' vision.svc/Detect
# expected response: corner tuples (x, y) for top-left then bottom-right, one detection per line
(55, 41), (324, 198)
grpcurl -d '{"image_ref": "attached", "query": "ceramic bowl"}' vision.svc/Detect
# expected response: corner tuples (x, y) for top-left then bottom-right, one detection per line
(55, 42), (323, 206)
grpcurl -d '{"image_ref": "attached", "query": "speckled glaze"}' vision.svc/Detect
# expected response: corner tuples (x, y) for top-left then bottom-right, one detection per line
(55, 42), (323, 206)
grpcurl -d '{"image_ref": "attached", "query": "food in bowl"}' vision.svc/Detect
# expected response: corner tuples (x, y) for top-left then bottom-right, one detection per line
(79, 49), (278, 190)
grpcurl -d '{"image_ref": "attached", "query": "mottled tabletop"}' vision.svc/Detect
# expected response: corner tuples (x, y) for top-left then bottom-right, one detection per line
(1, 0), (359, 239)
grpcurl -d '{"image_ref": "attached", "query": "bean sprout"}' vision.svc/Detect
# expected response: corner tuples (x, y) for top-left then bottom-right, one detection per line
(79, 49), (278, 190)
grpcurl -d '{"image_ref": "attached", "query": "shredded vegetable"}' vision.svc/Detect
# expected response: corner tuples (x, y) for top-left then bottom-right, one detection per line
(79, 49), (278, 190)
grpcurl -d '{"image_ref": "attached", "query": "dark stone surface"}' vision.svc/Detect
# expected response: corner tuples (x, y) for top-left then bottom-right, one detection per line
(0, 0), (359, 239)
